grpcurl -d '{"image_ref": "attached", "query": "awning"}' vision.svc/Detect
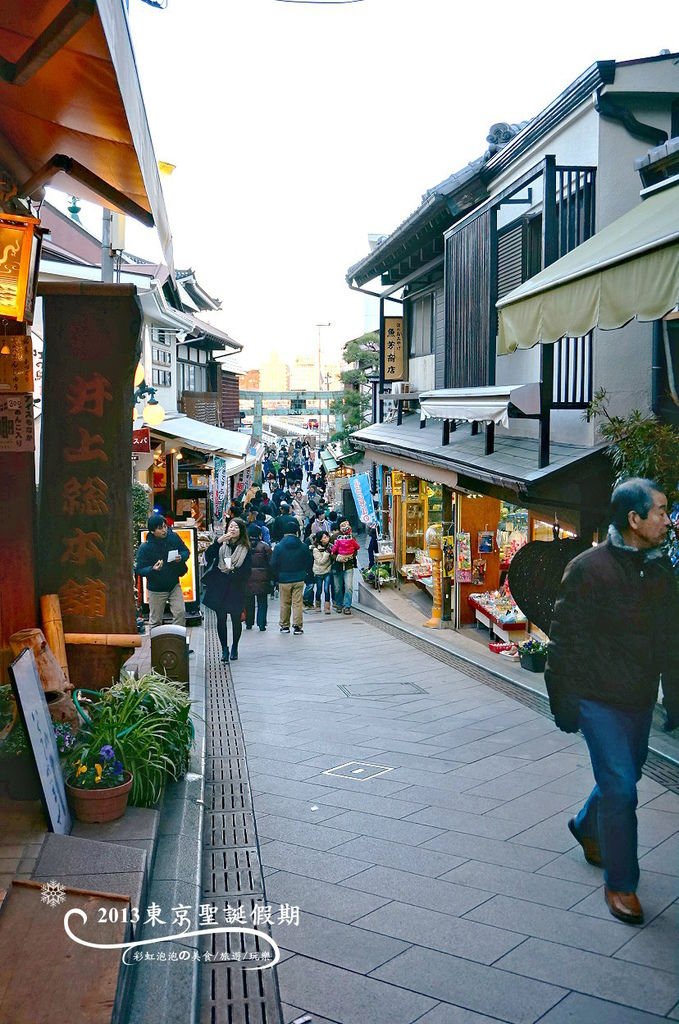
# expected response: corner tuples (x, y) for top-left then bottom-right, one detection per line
(0, 1), (174, 273)
(497, 182), (679, 353)
(420, 384), (541, 429)
(151, 415), (251, 458)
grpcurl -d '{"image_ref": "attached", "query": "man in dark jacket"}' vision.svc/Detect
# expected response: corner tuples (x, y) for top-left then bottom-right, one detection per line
(244, 524), (272, 631)
(135, 514), (190, 629)
(270, 502), (299, 543)
(545, 478), (679, 925)
(270, 522), (313, 634)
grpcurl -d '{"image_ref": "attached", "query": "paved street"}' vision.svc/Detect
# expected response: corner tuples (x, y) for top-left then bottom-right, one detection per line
(225, 602), (679, 1024)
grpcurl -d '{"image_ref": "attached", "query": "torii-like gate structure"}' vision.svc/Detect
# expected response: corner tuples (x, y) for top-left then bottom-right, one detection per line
(239, 390), (345, 439)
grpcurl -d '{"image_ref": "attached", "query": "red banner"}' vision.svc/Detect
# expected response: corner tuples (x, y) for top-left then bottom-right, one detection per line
(132, 426), (151, 453)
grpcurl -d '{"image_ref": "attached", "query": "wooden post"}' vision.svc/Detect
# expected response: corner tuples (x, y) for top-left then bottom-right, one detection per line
(40, 594), (70, 686)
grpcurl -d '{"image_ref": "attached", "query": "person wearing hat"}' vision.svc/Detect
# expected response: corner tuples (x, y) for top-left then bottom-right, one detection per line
(271, 520), (313, 635)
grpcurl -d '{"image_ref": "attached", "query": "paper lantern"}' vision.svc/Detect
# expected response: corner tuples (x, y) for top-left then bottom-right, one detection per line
(0, 213), (43, 323)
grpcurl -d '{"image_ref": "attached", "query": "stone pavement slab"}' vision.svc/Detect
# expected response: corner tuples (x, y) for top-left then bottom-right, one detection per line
(371, 944), (567, 1024)
(494, 936), (678, 1014)
(221, 609), (679, 1024)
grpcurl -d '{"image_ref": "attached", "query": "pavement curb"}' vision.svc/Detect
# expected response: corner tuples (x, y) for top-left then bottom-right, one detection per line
(125, 626), (206, 1024)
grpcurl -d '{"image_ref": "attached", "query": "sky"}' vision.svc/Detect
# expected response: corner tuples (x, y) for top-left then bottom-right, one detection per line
(51, 0), (678, 370)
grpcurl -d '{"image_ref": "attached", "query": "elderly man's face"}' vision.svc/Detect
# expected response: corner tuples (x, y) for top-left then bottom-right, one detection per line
(630, 490), (671, 549)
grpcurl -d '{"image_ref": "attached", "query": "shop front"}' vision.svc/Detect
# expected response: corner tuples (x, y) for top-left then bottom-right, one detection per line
(353, 413), (611, 642)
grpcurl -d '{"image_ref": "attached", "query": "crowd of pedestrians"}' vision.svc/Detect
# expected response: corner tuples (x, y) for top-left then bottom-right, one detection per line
(196, 438), (364, 662)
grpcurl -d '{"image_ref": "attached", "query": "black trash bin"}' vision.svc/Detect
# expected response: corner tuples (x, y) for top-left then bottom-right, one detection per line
(151, 624), (189, 685)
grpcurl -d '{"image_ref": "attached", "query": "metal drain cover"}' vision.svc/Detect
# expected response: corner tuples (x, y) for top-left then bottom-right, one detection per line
(338, 680), (428, 698)
(323, 760), (394, 781)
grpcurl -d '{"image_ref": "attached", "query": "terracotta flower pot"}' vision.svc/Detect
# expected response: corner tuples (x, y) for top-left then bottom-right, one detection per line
(66, 771), (133, 823)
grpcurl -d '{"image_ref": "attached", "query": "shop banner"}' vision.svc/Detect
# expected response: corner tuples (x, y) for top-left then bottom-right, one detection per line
(349, 472), (377, 526)
(0, 394), (34, 452)
(213, 456), (229, 520)
(456, 531), (472, 583)
(384, 317), (405, 381)
(132, 426), (151, 453)
(38, 287), (142, 639)
(442, 535), (455, 578)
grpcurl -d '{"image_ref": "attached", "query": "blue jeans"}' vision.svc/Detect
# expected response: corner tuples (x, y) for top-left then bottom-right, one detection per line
(332, 568), (354, 609)
(575, 699), (653, 892)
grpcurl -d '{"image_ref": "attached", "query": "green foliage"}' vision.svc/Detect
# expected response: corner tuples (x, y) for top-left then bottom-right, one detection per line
(342, 331), (379, 375)
(588, 388), (679, 505)
(0, 684), (29, 758)
(131, 482), (151, 554)
(69, 672), (194, 807)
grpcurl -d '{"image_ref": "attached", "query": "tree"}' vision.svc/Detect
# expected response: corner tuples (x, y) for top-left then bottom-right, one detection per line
(330, 331), (379, 442)
(588, 388), (679, 505)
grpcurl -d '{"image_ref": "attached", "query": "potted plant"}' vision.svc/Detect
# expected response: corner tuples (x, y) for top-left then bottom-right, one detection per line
(72, 671), (194, 808)
(518, 637), (549, 673)
(0, 684), (41, 800)
(65, 744), (132, 823)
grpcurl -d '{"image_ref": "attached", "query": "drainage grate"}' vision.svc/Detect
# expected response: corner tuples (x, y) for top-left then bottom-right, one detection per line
(201, 848), (264, 897)
(358, 609), (679, 796)
(199, 609), (283, 1024)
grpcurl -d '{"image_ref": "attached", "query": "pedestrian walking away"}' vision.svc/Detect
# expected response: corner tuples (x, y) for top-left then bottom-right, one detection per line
(545, 477), (679, 925)
(271, 521), (313, 634)
(244, 524), (272, 631)
(135, 514), (190, 629)
(311, 530), (333, 613)
(201, 518), (252, 663)
(331, 519), (361, 614)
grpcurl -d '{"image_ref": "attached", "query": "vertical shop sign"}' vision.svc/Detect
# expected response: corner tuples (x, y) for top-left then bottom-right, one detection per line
(213, 456), (229, 520)
(384, 317), (405, 381)
(0, 334), (33, 392)
(349, 472), (377, 526)
(39, 287), (142, 640)
(0, 394), (34, 452)
(456, 532), (472, 583)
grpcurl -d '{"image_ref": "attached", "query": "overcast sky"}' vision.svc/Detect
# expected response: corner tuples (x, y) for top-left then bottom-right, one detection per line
(56, 1), (678, 369)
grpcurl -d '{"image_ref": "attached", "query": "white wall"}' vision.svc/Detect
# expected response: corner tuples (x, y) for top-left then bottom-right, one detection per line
(408, 354), (435, 392)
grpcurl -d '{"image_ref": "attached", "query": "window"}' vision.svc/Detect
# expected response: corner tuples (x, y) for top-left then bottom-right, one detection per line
(151, 327), (175, 346)
(152, 368), (172, 387)
(178, 361), (208, 393)
(409, 293), (434, 357)
(152, 346), (172, 365)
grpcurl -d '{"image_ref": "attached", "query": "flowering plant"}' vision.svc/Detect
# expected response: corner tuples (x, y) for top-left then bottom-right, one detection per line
(519, 637), (549, 656)
(53, 721), (77, 757)
(69, 745), (126, 789)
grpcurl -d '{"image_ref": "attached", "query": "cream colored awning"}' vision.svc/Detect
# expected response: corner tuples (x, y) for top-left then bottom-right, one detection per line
(496, 182), (679, 354)
(419, 383), (541, 428)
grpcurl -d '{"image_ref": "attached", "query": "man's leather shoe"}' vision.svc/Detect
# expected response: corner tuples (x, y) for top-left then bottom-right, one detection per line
(605, 887), (644, 925)
(568, 818), (603, 867)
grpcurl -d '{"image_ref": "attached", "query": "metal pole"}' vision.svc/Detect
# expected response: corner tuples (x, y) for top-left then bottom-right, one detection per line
(101, 208), (114, 283)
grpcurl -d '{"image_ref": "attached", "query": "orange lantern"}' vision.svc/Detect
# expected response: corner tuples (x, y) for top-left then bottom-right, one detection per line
(0, 213), (44, 323)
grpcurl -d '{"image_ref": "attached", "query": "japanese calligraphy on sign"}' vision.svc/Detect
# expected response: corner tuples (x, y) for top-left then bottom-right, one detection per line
(0, 393), (34, 451)
(383, 316), (405, 381)
(39, 289), (142, 655)
(0, 334), (33, 392)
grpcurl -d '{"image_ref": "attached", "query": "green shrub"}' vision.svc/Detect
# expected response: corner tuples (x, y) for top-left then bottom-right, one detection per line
(70, 671), (194, 807)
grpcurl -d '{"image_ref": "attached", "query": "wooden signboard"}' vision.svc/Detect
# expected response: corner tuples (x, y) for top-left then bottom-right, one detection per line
(9, 648), (71, 834)
(384, 316), (405, 381)
(38, 285), (143, 688)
